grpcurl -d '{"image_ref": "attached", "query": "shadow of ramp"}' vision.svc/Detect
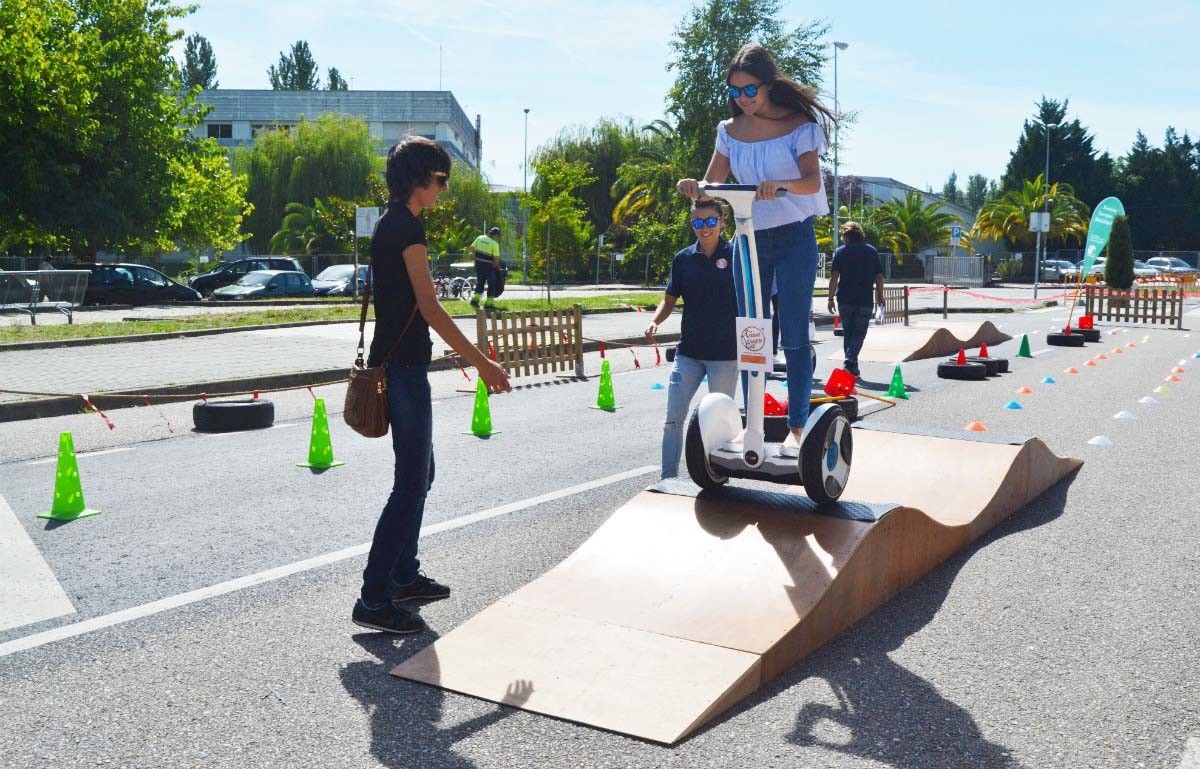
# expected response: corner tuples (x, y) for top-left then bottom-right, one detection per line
(392, 424), (1080, 745)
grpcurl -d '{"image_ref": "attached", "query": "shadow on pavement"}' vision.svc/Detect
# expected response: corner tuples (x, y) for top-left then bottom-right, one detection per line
(341, 630), (531, 768)
(700, 471), (1078, 768)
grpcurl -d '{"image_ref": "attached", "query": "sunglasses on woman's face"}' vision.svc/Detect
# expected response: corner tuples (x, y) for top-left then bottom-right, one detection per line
(727, 83), (761, 99)
(691, 216), (720, 230)
(432, 171), (449, 188)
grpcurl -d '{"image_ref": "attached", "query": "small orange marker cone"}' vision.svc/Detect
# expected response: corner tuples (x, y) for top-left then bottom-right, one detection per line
(1166, 375), (1182, 383)
(1171, 367), (1186, 374)
(1016, 386), (1034, 395)
(1113, 347), (1124, 354)
(956, 348), (967, 366)
(1065, 367), (1080, 374)
(1084, 360), (1097, 367)
(1095, 353), (1108, 360)
(1127, 342), (1136, 348)
(978, 342), (990, 358)
(963, 421), (988, 432)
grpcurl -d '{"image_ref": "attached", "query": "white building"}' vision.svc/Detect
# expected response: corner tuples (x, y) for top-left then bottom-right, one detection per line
(193, 89), (482, 167)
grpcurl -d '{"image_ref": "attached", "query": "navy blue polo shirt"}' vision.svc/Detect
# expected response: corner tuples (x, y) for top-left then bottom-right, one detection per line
(665, 238), (737, 361)
(831, 242), (883, 307)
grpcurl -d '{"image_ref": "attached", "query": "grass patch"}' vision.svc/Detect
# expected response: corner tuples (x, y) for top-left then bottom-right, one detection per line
(0, 292), (666, 344)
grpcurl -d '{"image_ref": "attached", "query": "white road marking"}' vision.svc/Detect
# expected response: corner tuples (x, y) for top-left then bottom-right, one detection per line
(270, 423), (301, 430)
(1179, 737), (1200, 769)
(24, 447), (132, 467)
(1032, 349), (1052, 356)
(0, 494), (75, 633)
(0, 465), (659, 658)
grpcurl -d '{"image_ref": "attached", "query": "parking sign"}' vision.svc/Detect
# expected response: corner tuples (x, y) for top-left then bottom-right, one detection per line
(950, 225), (962, 246)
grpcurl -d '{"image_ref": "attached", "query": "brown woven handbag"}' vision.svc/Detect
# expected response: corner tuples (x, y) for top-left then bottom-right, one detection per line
(343, 266), (417, 438)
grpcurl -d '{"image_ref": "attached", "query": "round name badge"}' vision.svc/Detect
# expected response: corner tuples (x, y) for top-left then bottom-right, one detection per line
(716, 258), (728, 269)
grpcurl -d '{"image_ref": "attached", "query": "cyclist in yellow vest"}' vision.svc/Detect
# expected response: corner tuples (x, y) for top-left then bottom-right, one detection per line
(469, 226), (502, 309)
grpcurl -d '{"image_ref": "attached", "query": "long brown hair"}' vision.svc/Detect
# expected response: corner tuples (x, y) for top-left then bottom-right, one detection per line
(727, 43), (835, 141)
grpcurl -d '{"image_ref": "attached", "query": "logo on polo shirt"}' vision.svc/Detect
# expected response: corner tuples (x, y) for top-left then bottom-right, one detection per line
(716, 258), (728, 269)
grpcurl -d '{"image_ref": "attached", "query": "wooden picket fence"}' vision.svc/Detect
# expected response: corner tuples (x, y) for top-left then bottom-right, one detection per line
(1083, 286), (1184, 328)
(475, 304), (585, 380)
(880, 286), (910, 325)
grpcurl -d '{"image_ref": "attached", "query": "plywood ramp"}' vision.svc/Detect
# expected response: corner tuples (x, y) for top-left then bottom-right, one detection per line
(829, 321), (1012, 363)
(393, 424), (1079, 744)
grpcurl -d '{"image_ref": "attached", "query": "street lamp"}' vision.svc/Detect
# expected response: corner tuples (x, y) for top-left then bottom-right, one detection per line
(522, 107), (530, 280)
(831, 41), (849, 255)
(1033, 119), (1058, 298)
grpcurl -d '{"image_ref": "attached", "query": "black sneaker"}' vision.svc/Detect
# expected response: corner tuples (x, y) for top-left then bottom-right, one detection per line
(352, 599), (426, 634)
(392, 573), (451, 603)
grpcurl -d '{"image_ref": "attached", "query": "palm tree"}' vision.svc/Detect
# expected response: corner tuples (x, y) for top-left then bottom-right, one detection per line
(874, 191), (969, 260)
(972, 175), (1089, 274)
(270, 199), (348, 254)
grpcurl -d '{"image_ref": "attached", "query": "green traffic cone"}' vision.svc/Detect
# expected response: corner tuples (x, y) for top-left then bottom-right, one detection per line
(465, 378), (499, 437)
(38, 432), (100, 521)
(886, 365), (910, 399)
(1017, 334), (1033, 358)
(590, 359), (620, 411)
(297, 398), (345, 469)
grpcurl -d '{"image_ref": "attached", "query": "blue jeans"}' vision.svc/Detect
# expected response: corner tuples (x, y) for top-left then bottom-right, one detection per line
(360, 363), (435, 606)
(839, 303), (873, 372)
(733, 218), (818, 429)
(661, 354), (738, 478)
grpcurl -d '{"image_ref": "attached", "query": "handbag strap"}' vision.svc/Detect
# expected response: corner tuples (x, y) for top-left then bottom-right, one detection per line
(354, 209), (420, 368)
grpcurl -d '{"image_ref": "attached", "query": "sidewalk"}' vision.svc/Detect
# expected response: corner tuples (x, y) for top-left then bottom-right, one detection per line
(0, 288), (1070, 421)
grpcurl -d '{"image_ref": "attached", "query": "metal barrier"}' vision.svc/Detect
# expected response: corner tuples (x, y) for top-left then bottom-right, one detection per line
(0, 270), (90, 324)
(1083, 286), (1184, 329)
(476, 304), (585, 380)
(925, 255), (986, 287)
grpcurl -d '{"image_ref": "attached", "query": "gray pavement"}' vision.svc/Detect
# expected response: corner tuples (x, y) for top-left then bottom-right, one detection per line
(0, 306), (1197, 767)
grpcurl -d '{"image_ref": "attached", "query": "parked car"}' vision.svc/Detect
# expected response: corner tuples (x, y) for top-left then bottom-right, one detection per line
(1087, 258), (1107, 278)
(1144, 256), (1200, 275)
(1060, 261), (1082, 282)
(1039, 259), (1077, 282)
(210, 270), (315, 300)
(1133, 260), (1160, 278)
(78, 263), (201, 305)
(189, 257), (306, 297)
(311, 264), (369, 296)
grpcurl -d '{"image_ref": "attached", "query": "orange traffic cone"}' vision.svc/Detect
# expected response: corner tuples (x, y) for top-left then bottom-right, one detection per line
(963, 421), (988, 432)
(956, 348), (967, 366)
(978, 342), (990, 358)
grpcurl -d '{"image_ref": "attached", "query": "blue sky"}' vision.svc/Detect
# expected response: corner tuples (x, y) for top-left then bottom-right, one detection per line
(176, 0), (1200, 193)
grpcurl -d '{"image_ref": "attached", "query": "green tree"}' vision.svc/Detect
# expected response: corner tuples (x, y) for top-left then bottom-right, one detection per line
(269, 198), (352, 254)
(940, 172), (964, 206)
(0, 0), (246, 256)
(1001, 97), (1115, 208)
(268, 40), (320, 90)
(235, 113), (380, 251)
(965, 173), (990, 211)
(666, 0), (829, 178)
(973, 175), (1090, 274)
(875, 191), (968, 256)
(327, 67), (348, 91)
(424, 161), (504, 257)
(527, 157), (595, 281)
(1104, 214), (1134, 290)
(180, 32), (217, 90)
(164, 138), (252, 253)
(1115, 129), (1200, 250)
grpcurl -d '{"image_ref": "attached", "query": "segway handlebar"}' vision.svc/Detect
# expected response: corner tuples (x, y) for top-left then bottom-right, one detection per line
(697, 182), (789, 197)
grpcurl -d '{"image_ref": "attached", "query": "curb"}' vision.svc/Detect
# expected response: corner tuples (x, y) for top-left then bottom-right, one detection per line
(0, 332), (681, 423)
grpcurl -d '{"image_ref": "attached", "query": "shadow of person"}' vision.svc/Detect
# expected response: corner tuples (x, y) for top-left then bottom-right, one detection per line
(691, 469), (1077, 768)
(340, 632), (533, 769)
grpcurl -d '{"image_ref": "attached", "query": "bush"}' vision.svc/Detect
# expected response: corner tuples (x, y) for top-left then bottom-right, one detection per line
(1104, 215), (1134, 290)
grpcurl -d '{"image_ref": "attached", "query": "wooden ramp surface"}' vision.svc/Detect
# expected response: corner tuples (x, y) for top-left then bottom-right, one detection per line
(393, 424), (1079, 744)
(829, 321), (1012, 363)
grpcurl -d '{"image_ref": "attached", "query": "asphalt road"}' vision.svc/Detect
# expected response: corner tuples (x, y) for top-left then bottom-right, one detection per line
(1, 306), (1197, 769)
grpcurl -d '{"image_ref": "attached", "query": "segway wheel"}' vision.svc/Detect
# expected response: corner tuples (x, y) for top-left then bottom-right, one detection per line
(936, 361), (988, 380)
(1047, 333), (1086, 347)
(800, 404), (852, 505)
(1079, 329), (1101, 343)
(684, 406), (728, 490)
(965, 356), (1003, 376)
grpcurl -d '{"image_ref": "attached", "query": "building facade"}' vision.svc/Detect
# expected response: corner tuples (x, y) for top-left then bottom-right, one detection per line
(193, 89), (481, 167)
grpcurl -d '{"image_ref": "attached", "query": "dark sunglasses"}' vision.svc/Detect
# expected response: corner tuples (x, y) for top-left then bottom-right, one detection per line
(691, 216), (720, 230)
(432, 171), (449, 188)
(727, 83), (762, 99)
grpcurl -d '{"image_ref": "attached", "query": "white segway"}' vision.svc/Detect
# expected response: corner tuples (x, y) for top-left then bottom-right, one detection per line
(683, 183), (852, 504)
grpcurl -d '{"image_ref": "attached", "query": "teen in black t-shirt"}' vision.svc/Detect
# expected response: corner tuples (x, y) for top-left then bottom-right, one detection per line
(353, 137), (511, 636)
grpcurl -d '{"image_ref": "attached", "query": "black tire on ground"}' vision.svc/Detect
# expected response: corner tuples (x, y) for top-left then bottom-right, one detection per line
(684, 406), (728, 490)
(1046, 332), (1086, 347)
(965, 356), (1003, 376)
(1079, 329), (1101, 342)
(800, 405), (852, 505)
(193, 398), (275, 433)
(936, 361), (988, 380)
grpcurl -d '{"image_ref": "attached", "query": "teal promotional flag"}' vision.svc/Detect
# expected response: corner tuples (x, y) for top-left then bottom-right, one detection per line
(1079, 197), (1126, 277)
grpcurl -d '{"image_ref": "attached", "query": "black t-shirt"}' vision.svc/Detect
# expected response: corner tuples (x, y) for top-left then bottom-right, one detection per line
(831, 242), (882, 306)
(367, 205), (432, 367)
(665, 239), (737, 361)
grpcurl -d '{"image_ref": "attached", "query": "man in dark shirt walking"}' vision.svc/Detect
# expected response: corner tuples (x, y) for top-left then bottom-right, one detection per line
(827, 221), (884, 378)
